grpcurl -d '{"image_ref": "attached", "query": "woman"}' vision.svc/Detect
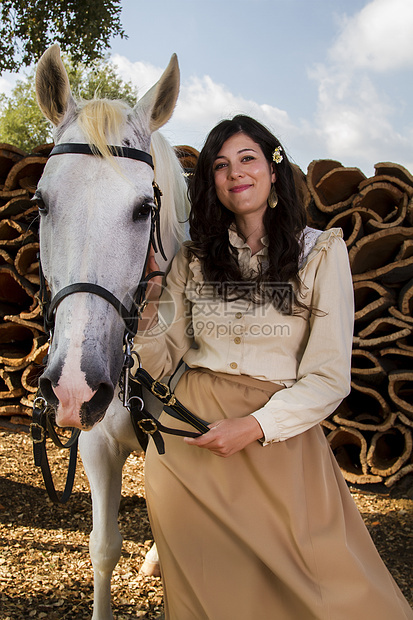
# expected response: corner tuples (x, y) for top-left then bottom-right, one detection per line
(135, 115), (413, 620)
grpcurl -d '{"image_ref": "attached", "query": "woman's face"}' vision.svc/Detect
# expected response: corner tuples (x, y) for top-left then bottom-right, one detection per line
(213, 132), (276, 221)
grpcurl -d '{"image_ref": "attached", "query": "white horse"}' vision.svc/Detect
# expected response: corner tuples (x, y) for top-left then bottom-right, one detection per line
(35, 45), (188, 619)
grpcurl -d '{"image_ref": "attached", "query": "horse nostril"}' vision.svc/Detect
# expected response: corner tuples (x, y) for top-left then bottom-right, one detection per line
(39, 375), (59, 408)
(79, 382), (114, 428)
(92, 382), (114, 412)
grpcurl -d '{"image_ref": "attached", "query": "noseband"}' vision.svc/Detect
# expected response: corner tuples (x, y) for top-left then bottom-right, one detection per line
(40, 142), (165, 337)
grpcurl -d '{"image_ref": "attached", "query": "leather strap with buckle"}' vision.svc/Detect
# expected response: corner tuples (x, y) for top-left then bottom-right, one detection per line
(126, 368), (210, 455)
(133, 366), (210, 435)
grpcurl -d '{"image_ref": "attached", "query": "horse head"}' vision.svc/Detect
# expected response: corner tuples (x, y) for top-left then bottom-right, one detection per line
(35, 44), (182, 430)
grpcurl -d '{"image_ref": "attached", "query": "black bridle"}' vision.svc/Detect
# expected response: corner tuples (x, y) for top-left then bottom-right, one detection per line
(31, 142), (163, 503)
(49, 142), (155, 167)
(40, 142), (166, 337)
(31, 141), (209, 504)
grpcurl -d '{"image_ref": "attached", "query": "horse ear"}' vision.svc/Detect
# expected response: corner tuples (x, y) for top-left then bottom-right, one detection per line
(137, 54), (180, 133)
(35, 44), (75, 126)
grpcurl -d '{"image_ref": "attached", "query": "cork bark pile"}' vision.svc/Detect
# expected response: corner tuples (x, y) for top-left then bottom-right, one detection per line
(0, 143), (50, 432)
(0, 142), (412, 489)
(301, 158), (413, 488)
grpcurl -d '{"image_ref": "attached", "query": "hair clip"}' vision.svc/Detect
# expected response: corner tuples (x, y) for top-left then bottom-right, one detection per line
(272, 146), (283, 164)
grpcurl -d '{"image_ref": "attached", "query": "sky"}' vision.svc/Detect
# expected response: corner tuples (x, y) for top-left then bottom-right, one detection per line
(1, 0), (412, 176)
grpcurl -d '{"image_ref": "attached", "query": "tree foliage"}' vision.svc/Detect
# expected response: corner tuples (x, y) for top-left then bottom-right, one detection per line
(0, 56), (138, 152)
(0, 0), (126, 74)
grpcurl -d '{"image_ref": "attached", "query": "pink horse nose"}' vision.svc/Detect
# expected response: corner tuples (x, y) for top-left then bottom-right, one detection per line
(39, 364), (115, 429)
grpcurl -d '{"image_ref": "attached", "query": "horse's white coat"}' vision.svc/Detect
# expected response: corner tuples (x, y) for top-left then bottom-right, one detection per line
(35, 45), (189, 619)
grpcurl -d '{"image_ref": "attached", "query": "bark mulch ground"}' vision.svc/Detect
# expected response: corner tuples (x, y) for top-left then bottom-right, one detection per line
(0, 430), (412, 619)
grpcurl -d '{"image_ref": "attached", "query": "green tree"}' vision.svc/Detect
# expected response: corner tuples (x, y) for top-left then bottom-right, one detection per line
(0, 56), (138, 152)
(0, 0), (126, 74)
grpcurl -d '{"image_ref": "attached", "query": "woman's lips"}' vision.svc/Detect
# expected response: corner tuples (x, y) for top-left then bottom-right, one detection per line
(229, 184), (251, 193)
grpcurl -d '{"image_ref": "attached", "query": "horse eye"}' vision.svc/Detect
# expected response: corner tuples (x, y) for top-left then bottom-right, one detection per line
(32, 192), (49, 215)
(132, 201), (152, 222)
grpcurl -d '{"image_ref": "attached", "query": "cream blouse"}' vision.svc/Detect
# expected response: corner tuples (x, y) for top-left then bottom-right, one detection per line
(134, 226), (354, 445)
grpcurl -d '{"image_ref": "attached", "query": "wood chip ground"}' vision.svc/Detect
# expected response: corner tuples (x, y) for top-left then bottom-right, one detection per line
(1, 430), (412, 619)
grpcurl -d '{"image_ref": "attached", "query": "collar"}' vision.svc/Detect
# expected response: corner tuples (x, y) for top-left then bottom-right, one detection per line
(228, 224), (269, 254)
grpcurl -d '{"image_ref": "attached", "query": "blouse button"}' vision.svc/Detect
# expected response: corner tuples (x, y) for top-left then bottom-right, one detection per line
(234, 337), (242, 344)
(230, 362), (238, 369)
(235, 312), (242, 319)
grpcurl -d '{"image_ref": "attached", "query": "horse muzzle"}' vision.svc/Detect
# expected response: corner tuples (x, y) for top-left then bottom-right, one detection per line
(39, 364), (116, 430)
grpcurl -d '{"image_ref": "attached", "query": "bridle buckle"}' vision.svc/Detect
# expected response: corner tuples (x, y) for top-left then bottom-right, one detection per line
(151, 381), (170, 399)
(30, 422), (46, 444)
(137, 419), (158, 435)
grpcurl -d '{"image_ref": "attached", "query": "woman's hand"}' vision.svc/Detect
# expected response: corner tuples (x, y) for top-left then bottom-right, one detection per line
(183, 416), (264, 457)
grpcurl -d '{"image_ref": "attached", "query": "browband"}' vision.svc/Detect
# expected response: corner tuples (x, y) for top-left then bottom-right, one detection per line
(50, 143), (154, 169)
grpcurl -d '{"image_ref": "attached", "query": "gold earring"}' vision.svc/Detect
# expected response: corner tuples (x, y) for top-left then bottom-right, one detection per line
(268, 184), (278, 209)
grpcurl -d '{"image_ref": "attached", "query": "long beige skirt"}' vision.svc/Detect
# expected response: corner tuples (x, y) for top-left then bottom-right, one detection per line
(145, 368), (413, 620)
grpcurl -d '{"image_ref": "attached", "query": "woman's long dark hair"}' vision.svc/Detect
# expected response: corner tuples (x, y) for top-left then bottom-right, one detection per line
(188, 115), (308, 314)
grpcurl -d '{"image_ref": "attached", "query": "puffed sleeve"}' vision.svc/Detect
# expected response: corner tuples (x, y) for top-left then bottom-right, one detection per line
(133, 245), (194, 379)
(251, 234), (354, 444)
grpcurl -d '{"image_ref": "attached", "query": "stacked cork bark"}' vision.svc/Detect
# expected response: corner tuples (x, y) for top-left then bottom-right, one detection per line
(0, 143), (53, 432)
(304, 159), (413, 488)
(0, 142), (412, 488)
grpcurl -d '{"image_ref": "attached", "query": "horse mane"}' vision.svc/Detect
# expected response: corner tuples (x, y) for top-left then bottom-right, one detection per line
(150, 131), (190, 248)
(77, 98), (189, 249)
(78, 99), (130, 159)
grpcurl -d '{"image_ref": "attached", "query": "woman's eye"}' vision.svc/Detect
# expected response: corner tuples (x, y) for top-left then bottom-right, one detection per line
(133, 202), (152, 222)
(242, 155), (254, 162)
(214, 162), (227, 171)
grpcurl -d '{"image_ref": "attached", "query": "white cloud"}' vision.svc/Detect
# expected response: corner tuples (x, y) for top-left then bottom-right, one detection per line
(112, 43), (413, 175)
(110, 54), (296, 153)
(172, 74), (293, 143)
(311, 65), (393, 156)
(112, 55), (385, 175)
(330, 0), (413, 72)
(308, 0), (413, 174)
(111, 54), (164, 97)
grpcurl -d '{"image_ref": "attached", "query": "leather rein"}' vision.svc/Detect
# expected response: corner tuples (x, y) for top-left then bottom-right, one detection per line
(31, 142), (209, 503)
